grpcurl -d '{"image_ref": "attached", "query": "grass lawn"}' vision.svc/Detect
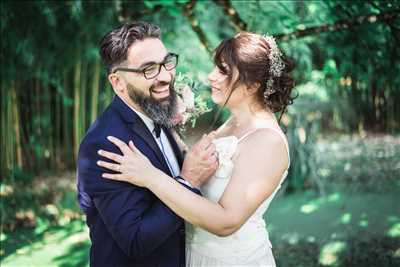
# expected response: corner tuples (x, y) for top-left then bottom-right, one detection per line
(1, 220), (90, 267)
(2, 134), (399, 266)
(267, 187), (400, 267)
(2, 185), (399, 267)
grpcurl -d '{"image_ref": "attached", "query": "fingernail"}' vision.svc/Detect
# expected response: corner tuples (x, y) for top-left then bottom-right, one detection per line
(107, 136), (113, 141)
(97, 161), (101, 165)
(98, 150), (103, 155)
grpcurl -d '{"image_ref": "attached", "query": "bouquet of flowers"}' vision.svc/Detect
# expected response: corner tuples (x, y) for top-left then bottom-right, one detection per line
(172, 73), (211, 133)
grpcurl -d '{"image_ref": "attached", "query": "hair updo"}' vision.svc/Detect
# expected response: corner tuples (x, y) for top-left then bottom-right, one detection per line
(213, 32), (296, 114)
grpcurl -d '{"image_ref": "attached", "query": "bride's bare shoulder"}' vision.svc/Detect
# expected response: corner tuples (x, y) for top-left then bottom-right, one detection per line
(237, 128), (288, 157)
(234, 128), (289, 175)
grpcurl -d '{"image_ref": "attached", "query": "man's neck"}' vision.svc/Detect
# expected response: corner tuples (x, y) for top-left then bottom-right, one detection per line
(119, 95), (150, 120)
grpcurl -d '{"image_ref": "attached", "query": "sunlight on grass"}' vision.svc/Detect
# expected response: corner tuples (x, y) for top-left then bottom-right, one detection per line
(359, 219), (369, 227)
(306, 235), (316, 243)
(3, 230), (89, 267)
(318, 168), (331, 177)
(387, 223), (400, 237)
(387, 215), (399, 223)
(0, 232), (6, 242)
(0, 232), (5, 256)
(344, 162), (351, 171)
(282, 232), (300, 245)
(394, 248), (400, 258)
(2, 220), (89, 267)
(327, 193), (341, 203)
(300, 192), (342, 214)
(340, 213), (351, 224)
(300, 203), (319, 214)
(319, 241), (346, 266)
(0, 184), (14, 197)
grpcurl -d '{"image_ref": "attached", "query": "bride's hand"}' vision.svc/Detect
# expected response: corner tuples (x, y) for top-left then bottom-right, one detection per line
(96, 136), (159, 188)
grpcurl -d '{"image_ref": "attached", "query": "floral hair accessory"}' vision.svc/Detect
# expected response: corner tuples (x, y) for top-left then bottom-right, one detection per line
(263, 34), (285, 99)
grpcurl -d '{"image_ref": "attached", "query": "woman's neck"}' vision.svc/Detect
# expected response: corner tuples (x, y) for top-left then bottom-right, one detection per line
(229, 103), (275, 129)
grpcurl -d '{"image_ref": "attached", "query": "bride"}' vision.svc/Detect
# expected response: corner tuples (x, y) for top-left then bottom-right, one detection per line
(97, 32), (295, 266)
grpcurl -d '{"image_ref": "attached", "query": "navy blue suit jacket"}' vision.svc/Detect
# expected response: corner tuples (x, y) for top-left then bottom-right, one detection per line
(77, 95), (195, 267)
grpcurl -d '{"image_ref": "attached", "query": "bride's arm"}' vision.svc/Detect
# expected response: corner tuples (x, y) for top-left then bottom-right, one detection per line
(99, 129), (288, 236)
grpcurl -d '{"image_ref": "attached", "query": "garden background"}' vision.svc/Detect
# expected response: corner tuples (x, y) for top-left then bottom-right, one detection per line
(1, 1), (399, 266)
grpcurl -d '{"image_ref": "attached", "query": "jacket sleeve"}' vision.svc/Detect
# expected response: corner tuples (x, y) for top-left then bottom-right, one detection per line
(78, 139), (183, 259)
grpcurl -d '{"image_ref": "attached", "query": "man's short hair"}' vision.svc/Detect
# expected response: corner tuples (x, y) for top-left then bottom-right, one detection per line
(99, 21), (161, 74)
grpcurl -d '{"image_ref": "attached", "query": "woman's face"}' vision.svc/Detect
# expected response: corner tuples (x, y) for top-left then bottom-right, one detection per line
(207, 64), (233, 106)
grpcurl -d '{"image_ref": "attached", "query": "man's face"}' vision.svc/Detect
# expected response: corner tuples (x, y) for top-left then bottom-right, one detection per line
(115, 38), (178, 127)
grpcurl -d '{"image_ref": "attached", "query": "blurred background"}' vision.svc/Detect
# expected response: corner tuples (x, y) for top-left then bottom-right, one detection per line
(1, 1), (399, 266)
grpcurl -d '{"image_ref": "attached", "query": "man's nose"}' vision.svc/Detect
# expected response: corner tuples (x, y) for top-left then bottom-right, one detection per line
(156, 65), (173, 82)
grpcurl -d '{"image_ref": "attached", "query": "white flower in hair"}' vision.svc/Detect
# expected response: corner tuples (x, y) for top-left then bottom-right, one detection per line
(263, 34), (285, 97)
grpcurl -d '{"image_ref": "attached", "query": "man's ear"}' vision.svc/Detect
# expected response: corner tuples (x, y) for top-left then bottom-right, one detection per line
(108, 73), (125, 94)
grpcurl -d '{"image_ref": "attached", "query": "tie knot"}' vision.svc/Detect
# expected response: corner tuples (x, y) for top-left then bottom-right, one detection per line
(153, 123), (161, 138)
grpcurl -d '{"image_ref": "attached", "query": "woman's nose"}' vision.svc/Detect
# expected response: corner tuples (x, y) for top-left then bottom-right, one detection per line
(208, 70), (217, 83)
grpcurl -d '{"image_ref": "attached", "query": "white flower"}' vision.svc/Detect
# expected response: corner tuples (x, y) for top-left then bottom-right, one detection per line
(181, 85), (195, 111)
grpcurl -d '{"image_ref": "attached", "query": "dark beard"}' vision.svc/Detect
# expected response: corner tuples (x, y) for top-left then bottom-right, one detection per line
(126, 82), (177, 128)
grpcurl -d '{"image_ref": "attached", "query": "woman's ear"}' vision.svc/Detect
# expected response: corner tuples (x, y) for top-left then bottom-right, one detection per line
(246, 82), (260, 95)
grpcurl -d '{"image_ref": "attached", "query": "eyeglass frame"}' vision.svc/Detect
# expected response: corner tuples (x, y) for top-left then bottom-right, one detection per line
(112, 53), (179, 79)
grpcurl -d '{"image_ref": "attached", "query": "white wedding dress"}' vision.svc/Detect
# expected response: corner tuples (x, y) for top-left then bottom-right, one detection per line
(186, 127), (290, 267)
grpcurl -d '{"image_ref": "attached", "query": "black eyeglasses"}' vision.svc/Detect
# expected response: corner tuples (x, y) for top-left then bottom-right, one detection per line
(113, 53), (179, 79)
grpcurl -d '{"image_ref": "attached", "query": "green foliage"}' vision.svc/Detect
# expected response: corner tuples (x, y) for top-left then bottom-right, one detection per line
(1, 0), (400, 197)
(1, 2), (399, 266)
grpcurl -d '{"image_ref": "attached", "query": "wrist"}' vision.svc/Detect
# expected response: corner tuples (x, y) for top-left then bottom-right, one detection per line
(146, 169), (163, 190)
(179, 171), (201, 188)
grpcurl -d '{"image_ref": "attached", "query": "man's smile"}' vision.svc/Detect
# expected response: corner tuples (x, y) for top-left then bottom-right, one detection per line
(151, 85), (170, 99)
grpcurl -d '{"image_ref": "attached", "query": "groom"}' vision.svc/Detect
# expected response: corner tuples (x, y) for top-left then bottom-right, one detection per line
(77, 22), (217, 267)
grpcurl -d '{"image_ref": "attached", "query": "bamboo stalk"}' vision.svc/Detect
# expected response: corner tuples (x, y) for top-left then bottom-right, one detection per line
(74, 58), (82, 161)
(90, 57), (101, 124)
(63, 71), (72, 168)
(0, 81), (12, 176)
(47, 84), (54, 170)
(80, 60), (87, 136)
(34, 77), (41, 172)
(11, 81), (23, 169)
(55, 75), (61, 169)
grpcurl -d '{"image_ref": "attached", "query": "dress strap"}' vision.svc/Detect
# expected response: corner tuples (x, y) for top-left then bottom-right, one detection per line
(216, 117), (233, 134)
(237, 129), (260, 142)
(237, 127), (290, 167)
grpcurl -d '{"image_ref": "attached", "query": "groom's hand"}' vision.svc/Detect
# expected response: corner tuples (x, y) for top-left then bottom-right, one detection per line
(180, 132), (219, 188)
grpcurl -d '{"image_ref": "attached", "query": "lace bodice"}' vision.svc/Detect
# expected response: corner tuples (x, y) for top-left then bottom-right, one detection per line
(186, 129), (289, 266)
